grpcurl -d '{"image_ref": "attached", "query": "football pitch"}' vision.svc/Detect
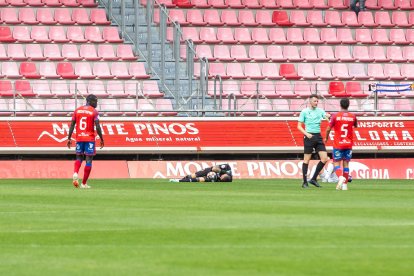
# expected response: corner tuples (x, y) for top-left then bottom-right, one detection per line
(0, 179), (413, 276)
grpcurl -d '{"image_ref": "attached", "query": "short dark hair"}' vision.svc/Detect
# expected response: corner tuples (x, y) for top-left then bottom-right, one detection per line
(340, 98), (350, 110)
(309, 94), (319, 100)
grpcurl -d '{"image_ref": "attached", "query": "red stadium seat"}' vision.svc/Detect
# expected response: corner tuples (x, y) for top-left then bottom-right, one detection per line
(220, 10), (239, 26)
(80, 44), (99, 61)
(20, 62), (41, 79)
(355, 29), (374, 44)
(375, 11), (394, 27)
(196, 45), (214, 61)
(244, 63), (264, 79)
(72, 8), (92, 24)
(32, 80), (53, 97)
(358, 11), (377, 27)
(15, 80), (36, 96)
(279, 64), (300, 80)
(39, 62), (59, 78)
(57, 62), (78, 79)
(378, 0), (397, 9)
(290, 11), (309, 27)
(390, 29), (409, 45)
(0, 26), (16, 42)
(114, 45), (135, 61)
(44, 44), (64, 60)
(287, 28), (305, 44)
(19, 8), (38, 24)
(62, 44), (81, 60)
(111, 62), (133, 79)
(353, 46), (373, 62)
(7, 44), (26, 60)
(99, 44), (117, 61)
(256, 10), (275, 26)
(214, 45), (232, 61)
(200, 27), (219, 43)
(183, 27), (201, 43)
(332, 63), (351, 80)
(262, 63), (282, 79)
(87, 80), (108, 97)
(401, 64), (414, 80)
(187, 9), (205, 26)
(266, 45), (284, 61)
(239, 10), (258, 27)
(320, 28), (338, 44)
(13, 26), (33, 42)
(349, 63), (369, 80)
(143, 80), (163, 98)
(231, 45), (250, 61)
(298, 63), (317, 80)
(36, 8), (56, 24)
(129, 62), (150, 79)
(0, 80), (14, 96)
(66, 26), (88, 43)
(90, 8), (110, 25)
(369, 46), (388, 62)
(386, 46), (405, 62)
(384, 64), (404, 80)
(26, 44), (46, 61)
(315, 63), (334, 79)
(259, 81), (279, 98)
(346, 81), (366, 97)
(252, 28), (271, 44)
(342, 11), (360, 27)
(294, 81), (312, 97)
(325, 10), (343, 26)
(234, 28), (253, 44)
(392, 11), (410, 27)
(226, 63), (244, 79)
(272, 11), (293, 26)
(75, 62), (94, 79)
(335, 45), (353, 61)
(61, 0), (80, 6)
(372, 29), (392, 45)
(328, 0), (347, 9)
(2, 62), (21, 78)
(337, 28), (356, 44)
(204, 10), (222, 26)
(328, 81), (346, 96)
(367, 64), (387, 80)
(403, 46), (414, 61)
(0, 44), (6, 60)
(283, 45), (302, 61)
(85, 26), (104, 42)
(49, 26), (70, 42)
(304, 28), (322, 44)
(306, 10), (327, 26)
(1, 8), (20, 24)
(249, 45), (268, 61)
(31, 26), (51, 42)
(55, 8), (75, 24)
(103, 27), (122, 42)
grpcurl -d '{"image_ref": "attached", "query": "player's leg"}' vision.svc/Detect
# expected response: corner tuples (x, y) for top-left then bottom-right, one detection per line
(341, 159), (351, 191)
(302, 136), (315, 188)
(308, 136), (328, 186)
(302, 153), (312, 188)
(80, 141), (96, 188)
(72, 142), (85, 188)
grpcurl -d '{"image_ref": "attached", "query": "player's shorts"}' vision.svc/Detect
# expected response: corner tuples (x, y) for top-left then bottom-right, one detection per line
(332, 148), (352, 161)
(75, 141), (96, 156)
(304, 133), (326, 154)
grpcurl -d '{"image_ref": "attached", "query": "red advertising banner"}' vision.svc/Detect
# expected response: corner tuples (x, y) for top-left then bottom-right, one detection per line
(129, 159), (413, 180)
(1, 118), (414, 153)
(0, 159), (413, 179)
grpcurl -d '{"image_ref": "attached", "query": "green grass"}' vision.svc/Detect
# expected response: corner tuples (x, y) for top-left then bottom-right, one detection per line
(0, 179), (414, 276)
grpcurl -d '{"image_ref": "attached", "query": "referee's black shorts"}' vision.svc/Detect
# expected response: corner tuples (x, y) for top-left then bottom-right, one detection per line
(304, 133), (326, 154)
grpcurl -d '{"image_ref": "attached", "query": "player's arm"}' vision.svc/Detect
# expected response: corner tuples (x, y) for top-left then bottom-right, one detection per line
(95, 119), (104, 149)
(297, 121), (312, 139)
(324, 125), (332, 143)
(67, 119), (76, 149)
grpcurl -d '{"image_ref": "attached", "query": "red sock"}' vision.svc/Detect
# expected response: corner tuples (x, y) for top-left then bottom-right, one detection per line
(74, 160), (82, 173)
(335, 168), (343, 178)
(343, 171), (349, 183)
(82, 165), (92, 184)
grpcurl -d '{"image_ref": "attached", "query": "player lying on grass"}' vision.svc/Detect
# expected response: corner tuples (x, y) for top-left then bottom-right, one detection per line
(318, 162), (353, 184)
(170, 164), (233, 182)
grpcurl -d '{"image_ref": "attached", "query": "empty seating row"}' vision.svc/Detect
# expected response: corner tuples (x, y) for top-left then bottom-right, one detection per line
(0, 8), (110, 25)
(0, 98), (176, 117)
(190, 44), (414, 62)
(195, 62), (414, 80)
(0, 61), (149, 79)
(0, 79), (163, 98)
(0, 43), (136, 61)
(168, 27), (414, 45)
(220, 98), (413, 117)
(0, 0), (97, 7)
(146, 0), (414, 10)
(0, 26), (123, 43)
(272, 10), (414, 27)
(207, 80), (367, 98)
(158, 9), (414, 28)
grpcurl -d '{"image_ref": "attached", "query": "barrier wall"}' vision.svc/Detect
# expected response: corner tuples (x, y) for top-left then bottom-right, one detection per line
(1, 159), (414, 179)
(1, 117), (414, 154)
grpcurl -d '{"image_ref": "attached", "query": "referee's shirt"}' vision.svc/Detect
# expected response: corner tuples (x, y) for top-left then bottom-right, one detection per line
(298, 107), (326, 134)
